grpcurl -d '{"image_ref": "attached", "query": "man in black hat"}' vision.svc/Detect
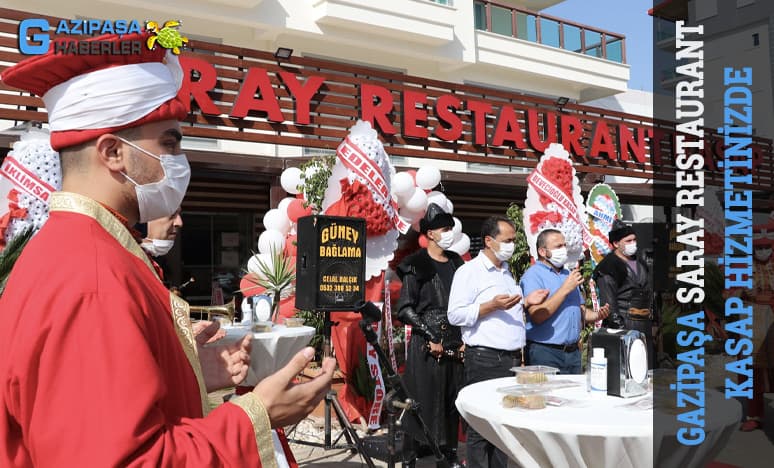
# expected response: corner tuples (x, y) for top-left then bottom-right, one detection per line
(396, 203), (465, 468)
(593, 220), (654, 368)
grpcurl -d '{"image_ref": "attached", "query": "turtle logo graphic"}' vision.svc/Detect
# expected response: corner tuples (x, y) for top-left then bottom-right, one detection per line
(145, 20), (188, 55)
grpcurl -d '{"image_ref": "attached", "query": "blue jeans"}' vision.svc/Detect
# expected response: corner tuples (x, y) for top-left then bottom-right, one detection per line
(527, 342), (582, 374)
(464, 347), (521, 468)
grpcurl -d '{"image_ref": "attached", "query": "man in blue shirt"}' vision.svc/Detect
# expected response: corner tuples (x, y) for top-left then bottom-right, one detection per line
(520, 229), (609, 374)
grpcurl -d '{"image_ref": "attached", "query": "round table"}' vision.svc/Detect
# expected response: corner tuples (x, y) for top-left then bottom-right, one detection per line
(456, 375), (741, 468)
(220, 324), (316, 386)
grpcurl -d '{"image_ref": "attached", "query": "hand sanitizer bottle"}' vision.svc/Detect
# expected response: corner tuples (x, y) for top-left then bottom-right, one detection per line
(590, 347), (607, 394)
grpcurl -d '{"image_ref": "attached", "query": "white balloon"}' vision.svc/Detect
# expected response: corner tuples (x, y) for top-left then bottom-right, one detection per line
(426, 190), (447, 208)
(258, 229), (286, 255)
(449, 233), (470, 255)
(452, 217), (462, 242)
(263, 208), (290, 234)
(247, 253), (274, 279)
(399, 206), (422, 222)
(247, 253), (274, 277)
(416, 166), (441, 190)
(392, 172), (415, 198)
(280, 167), (303, 194)
(404, 188), (428, 213)
(445, 199), (454, 214)
(278, 197), (295, 216)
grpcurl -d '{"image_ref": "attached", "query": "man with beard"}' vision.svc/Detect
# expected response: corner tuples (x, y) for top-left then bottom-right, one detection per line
(593, 220), (654, 368)
(396, 203), (464, 468)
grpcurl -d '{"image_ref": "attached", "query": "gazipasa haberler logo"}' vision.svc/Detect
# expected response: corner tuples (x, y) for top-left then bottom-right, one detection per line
(17, 18), (188, 55)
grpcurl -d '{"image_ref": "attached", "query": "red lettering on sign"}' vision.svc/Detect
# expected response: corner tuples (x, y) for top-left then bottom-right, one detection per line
(618, 125), (647, 163)
(492, 105), (526, 149)
(231, 67), (285, 121)
(435, 94), (462, 142)
(179, 57), (220, 115)
(589, 121), (616, 159)
(560, 114), (585, 156)
(361, 84), (397, 135)
(527, 109), (557, 153)
(467, 100), (492, 146)
(402, 90), (428, 139)
(280, 72), (325, 125)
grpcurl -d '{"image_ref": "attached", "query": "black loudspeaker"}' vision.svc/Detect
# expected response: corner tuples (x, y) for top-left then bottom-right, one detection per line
(295, 215), (366, 311)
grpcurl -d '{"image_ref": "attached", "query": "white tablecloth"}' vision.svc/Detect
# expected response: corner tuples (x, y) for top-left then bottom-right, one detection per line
(456, 375), (652, 468)
(220, 325), (316, 386)
(456, 375), (741, 468)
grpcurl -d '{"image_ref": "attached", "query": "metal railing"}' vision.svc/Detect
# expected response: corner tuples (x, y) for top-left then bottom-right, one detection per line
(473, 0), (626, 64)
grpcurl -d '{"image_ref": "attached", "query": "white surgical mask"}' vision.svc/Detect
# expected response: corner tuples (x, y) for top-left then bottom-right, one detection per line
(435, 230), (455, 250)
(755, 248), (772, 262)
(119, 137), (191, 223)
(494, 241), (515, 262)
(547, 247), (568, 268)
(624, 242), (638, 257)
(141, 238), (175, 257)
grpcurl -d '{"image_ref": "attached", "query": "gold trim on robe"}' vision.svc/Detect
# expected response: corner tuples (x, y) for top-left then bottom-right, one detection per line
(49, 192), (209, 415)
(230, 393), (277, 468)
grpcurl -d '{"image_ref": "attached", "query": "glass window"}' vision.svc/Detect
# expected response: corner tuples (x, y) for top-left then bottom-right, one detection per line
(491, 6), (513, 36)
(695, 0), (718, 20)
(584, 30), (601, 58)
(564, 24), (582, 53)
(474, 1), (487, 31)
(516, 12), (536, 42)
(606, 38), (623, 63)
(540, 18), (560, 48)
(180, 212), (253, 305)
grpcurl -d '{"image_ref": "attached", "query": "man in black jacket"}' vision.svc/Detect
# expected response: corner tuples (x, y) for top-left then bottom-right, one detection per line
(396, 203), (465, 468)
(593, 220), (654, 368)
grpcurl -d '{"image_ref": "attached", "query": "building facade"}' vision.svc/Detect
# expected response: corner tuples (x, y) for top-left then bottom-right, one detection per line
(1, 1), (771, 302)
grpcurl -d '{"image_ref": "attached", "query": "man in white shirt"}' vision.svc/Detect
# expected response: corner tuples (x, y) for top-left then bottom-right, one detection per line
(448, 216), (548, 468)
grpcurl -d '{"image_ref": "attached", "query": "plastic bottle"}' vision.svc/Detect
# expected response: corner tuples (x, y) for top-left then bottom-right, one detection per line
(590, 347), (607, 394)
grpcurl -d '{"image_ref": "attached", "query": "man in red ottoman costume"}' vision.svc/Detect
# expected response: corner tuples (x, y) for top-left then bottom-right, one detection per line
(0, 31), (334, 467)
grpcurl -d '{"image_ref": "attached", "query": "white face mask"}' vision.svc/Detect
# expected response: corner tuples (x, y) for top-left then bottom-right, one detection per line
(755, 248), (772, 262)
(119, 137), (191, 223)
(623, 242), (638, 257)
(141, 238), (175, 257)
(493, 240), (515, 262)
(434, 230), (455, 250)
(547, 247), (568, 268)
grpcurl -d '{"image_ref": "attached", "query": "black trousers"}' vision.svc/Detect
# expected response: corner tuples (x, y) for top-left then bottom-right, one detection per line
(463, 346), (522, 468)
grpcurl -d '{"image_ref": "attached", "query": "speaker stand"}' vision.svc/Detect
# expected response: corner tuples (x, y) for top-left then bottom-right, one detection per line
(287, 311), (376, 468)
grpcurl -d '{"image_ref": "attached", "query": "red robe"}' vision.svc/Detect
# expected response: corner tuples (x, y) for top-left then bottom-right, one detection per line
(0, 192), (273, 467)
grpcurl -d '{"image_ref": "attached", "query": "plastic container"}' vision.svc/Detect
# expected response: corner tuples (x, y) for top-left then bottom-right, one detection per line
(252, 321), (274, 333)
(590, 347), (607, 393)
(284, 317), (306, 328)
(511, 365), (559, 384)
(501, 387), (548, 409)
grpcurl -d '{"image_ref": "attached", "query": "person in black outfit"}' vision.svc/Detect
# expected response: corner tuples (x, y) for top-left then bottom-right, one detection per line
(396, 203), (465, 468)
(593, 219), (655, 368)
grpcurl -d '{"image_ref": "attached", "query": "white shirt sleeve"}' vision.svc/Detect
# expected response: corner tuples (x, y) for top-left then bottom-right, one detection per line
(448, 263), (480, 327)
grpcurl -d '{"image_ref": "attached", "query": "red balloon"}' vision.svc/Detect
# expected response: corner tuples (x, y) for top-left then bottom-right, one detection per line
(461, 252), (472, 262)
(287, 199), (312, 222)
(418, 234), (428, 248)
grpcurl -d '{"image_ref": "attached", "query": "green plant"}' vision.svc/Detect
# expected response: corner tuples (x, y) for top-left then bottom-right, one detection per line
(299, 154), (336, 211)
(296, 309), (325, 361)
(249, 248), (296, 323)
(0, 227), (33, 297)
(351, 352), (376, 400)
(504, 203), (531, 279)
